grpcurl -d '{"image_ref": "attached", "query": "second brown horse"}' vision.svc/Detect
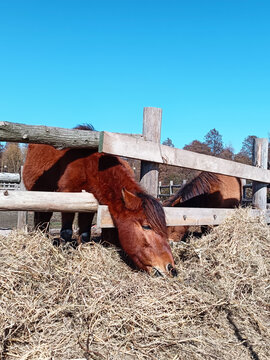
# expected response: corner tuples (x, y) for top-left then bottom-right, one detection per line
(163, 172), (242, 241)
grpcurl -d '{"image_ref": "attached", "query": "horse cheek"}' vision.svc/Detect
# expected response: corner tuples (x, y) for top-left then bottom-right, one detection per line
(117, 222), (137, 254)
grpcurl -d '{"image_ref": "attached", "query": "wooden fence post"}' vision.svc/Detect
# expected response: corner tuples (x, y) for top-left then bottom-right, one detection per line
(252, 138), (268, 210)
(17, 166), (28, 231)
(158, 181), (162, 197)
(241, 179), (247, 200)
(140, 107), (162, 197)
(169, 180), (173, 196)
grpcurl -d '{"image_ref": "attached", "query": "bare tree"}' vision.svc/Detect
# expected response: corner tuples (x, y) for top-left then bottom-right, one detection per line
(184, 140), (211, 155)
(0, 143), (4, 165)
(234, 135), (257, 165)
(219, 145), (234, 160)
(1, 143), (23, 173)
(240, 135), (257, 160)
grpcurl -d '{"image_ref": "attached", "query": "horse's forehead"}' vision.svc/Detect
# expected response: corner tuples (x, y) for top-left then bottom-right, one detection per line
(132, 207), (148, 220)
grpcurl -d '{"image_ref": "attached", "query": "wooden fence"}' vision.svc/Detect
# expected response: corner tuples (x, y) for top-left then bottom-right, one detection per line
(1, 107), (270, 230)
(158, 180), (184, 198)
(0, 172), (20, 191)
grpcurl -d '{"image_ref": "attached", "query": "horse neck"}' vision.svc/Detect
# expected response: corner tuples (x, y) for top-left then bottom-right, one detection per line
(164, 172), (220, 206)
(89, 153), (144, 218)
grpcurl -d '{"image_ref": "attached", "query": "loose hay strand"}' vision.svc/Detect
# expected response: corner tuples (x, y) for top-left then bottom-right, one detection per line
(0, 208), (270, 359)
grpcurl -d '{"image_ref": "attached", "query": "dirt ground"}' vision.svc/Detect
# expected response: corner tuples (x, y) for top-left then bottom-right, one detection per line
(0, 211), (61, 230)
(0, 211), (97, 233)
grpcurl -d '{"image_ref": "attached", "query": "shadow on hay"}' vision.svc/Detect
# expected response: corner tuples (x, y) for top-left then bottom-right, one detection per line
(51, 227), (138, 272)
(225, 308), (260, 360)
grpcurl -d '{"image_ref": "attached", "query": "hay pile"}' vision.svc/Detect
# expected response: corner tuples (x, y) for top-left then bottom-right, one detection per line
(0, 208), (270, 360)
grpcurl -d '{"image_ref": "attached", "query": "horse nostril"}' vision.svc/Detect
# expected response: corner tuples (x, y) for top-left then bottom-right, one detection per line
(167, 263), (178, 277)
(171, 267), (178, 277)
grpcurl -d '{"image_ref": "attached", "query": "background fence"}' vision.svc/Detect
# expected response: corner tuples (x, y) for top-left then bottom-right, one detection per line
(1, 107), (270, 231)
(0, 172), (20, 190)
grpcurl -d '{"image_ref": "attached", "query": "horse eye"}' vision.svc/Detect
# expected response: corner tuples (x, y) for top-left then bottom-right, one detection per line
(142, 225), (151, 230)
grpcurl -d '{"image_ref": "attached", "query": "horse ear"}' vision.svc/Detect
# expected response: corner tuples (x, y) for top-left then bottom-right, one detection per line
(121, 188), (142, 211)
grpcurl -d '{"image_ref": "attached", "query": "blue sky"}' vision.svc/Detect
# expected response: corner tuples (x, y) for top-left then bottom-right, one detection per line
(0, 0), (269, 153)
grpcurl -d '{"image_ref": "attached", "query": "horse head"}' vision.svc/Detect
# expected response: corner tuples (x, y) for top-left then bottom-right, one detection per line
(113, 188), (178, 277)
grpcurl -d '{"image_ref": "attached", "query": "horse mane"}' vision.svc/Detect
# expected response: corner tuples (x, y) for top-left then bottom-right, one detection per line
(137, 193), (167, 237)
(74, 123), (95, 131)
(164, 172), (221, 206)
(73, 125), (167, 236)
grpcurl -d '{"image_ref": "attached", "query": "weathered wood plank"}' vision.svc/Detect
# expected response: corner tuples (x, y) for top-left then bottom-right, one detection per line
(252, 138), (268, 209)
(0, 191), (98, 212)
(17, 166), (27, 230)
(99, 132), (270, 183)
(97, 205), (115, 228)
(2, 191), (270, 228)
(168, 207), (270, 225)
(0, 121), (100, 149)
(0, 172), (20, 183)
(97, 205), (270, 228)
(140, 107), (161, 197)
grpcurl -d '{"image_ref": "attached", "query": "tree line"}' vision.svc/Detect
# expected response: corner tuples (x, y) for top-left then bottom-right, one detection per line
(160, 128), (269, 185)
(162, 128), (259, 164)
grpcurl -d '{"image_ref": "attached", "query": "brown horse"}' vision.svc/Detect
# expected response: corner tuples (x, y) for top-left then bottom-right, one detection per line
(163, 172), (242, 241)
(23, 125), (177, 277)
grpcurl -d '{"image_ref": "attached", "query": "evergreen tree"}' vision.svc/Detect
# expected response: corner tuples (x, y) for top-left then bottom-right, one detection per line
(162, 138), (174, 147)
(204, 128), (223, 156)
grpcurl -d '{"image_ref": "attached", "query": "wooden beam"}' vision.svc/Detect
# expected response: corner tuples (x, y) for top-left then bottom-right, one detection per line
(140, 107), (161, 197)
(99, 131), (270, 183)
(17, 166), (27, 230)
(0, 121), (100, 149)
(0, 191), (98, 212)
(252, 138), (268, 209)
(0, 172), (20, 182)
(2, 191), (270, 228)
(97, 205), (270, 228)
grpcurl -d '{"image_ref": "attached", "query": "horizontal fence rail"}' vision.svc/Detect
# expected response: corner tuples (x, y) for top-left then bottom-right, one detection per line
(0, 121), (100, 149)
(0, 173), (21, 191)
(97, 205), (270, 228)
(0, 111), (269, 231)
(99, 132), (270, 183)
(1, 121), (269, 183)
(158, 180), (184, 198)
(0, 173), (20, 182)
(0, 121), (142, 149)
(2, 190), (270, 228)
(0, 183), (20, 191)
(0, 190), (98, 212)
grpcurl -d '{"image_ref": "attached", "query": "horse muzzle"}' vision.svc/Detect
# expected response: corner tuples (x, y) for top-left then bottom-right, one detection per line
(152, 263), (178, 278)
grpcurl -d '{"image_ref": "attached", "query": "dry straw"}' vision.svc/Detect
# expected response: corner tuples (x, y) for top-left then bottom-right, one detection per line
(0, 208), (270, 359)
